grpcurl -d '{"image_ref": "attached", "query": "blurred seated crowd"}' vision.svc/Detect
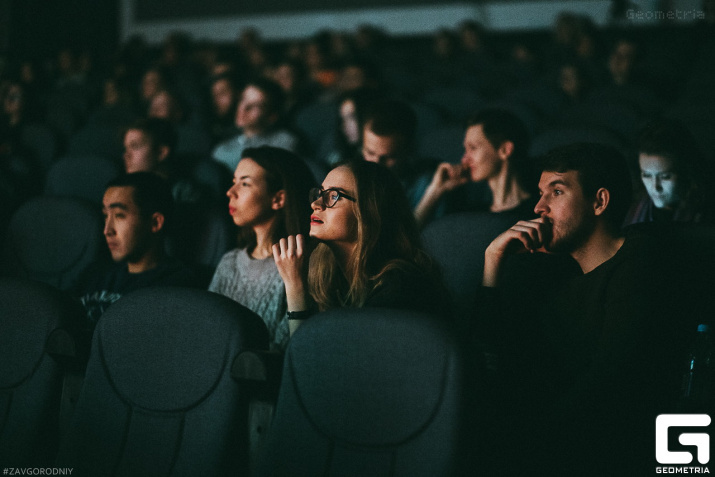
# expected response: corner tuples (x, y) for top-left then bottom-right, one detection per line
(2, 11), (715, 474)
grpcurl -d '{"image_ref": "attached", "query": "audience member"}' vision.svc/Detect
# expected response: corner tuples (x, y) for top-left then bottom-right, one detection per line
(624, 118), (715, 224)
(147, 86), (212, 157)
(271, 58), (315, 122)
(211, 77), (299, 174)
(208, 146), (316, 351)
(86, 76), (138, 128)
(273, 160), (451, 335)
(0, 80), (42, 197)
(147, 88), (185, 123)
(122, 117), (204, 204)
(478, 142), (684, 475)
(139, 66), (167, 110)
(414, 108), (535, 227)
(75, 172), (203, 325)
(360, 99), (433, 210)
(319, 87), (382, 166)
(208, 72), (240, 144)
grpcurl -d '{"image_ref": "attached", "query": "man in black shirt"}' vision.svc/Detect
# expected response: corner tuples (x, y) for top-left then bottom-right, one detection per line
(480, 143), (685, 476)
(76, 172), (203, 325)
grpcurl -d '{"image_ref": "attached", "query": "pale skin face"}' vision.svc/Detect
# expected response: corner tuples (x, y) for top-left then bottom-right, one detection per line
(484, 170), (619, 285)
(273, 64), (296, 93)
(102, 186), (161, 271)
(340, 99), (360, 145)
(235, 85), (274, 136)
(309, 165), (359, 251)
(211, 78), (235, 117)
(272, 165), (359, 333)
(534, 170), (595, 253)
(362, 127), (405, 170)
(461, 124), (503, 182)
(148, 91), (176, 120)
(141, 70), (162, 101)
(123, 129), (161, 173)
(639, 153), (682, 210)
(226, 158), (278, 228)
(227, 158), (285, 258)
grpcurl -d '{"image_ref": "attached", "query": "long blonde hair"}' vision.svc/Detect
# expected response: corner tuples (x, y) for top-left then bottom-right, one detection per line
(308, 160), (437, 310)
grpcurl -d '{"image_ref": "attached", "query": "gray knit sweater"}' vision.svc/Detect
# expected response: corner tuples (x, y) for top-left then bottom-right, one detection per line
(208, 248), (289, 351)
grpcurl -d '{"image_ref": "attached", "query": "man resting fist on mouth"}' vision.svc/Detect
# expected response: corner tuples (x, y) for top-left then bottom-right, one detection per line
(476, 142), (687, 477)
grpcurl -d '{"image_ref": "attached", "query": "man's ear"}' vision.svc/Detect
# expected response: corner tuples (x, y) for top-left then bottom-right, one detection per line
(498, 140), (515, 161)
(272, 190), (286, 211)
(157, 146), (170, 162)
(150, 212), (165, 233)
(593, 187), (610, 216)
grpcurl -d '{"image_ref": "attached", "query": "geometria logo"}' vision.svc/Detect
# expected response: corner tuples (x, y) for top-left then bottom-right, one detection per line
(656, 414), (711, 474)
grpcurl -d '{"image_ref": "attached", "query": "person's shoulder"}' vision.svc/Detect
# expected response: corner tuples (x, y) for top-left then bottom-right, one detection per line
(216, 248), (244, 265)
(212, 134), (243, 157)
(266, 128), (299, 149)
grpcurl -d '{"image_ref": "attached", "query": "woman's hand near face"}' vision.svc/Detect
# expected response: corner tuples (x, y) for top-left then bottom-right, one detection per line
(273, 234), (309, 312)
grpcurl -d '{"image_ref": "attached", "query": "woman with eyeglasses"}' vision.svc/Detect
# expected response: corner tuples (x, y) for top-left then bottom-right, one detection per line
(209, 146), (316, 351)
(273, 160), (450, 334)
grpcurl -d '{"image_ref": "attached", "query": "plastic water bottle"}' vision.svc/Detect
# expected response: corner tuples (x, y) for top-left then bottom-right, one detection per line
(679, 324), (714, 413)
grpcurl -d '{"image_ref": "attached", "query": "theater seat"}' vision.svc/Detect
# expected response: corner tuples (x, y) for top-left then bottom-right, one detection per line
(56, 287), (269, 475)
(45, 155), (121, 204)
(256, 307), (477, 477)
(1, 196), (105, 292)
(0, 277), (88, 467)
(422, 211), (519, 327)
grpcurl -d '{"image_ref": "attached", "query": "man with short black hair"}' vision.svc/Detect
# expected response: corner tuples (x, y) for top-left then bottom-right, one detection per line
(360, 99), (432, 209)
(76, 172), (203, 325)
(123, 117), (178, 175)
(479, 142), (684, 476)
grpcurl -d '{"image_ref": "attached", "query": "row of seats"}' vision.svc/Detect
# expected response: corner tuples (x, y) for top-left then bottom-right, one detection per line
(5, 191), (715, 322)
(0, 279), (478, 475)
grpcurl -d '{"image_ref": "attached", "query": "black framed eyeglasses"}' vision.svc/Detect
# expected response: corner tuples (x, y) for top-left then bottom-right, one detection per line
(310, 187), (356, 208)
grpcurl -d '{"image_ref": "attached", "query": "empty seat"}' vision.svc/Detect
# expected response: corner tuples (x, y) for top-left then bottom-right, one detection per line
(45, 155), (122, 204)
(0, 277), (88, 467)
(257, 307), (477, 477)
(56, 287), (269, 475)
(1, 196), (105, 291)
(422, 212), (519, 326)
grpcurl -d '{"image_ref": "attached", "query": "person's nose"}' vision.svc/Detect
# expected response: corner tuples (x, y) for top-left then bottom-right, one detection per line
(311, 196), (325, 211)
(103, 217), (114, 237)
(654, 176), (663, 192)
(534, 196), (548, 216)
(227, 183), (238, 198)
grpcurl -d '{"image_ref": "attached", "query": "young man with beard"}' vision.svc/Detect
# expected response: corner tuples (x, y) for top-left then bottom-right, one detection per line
(478, 143), (685, 476)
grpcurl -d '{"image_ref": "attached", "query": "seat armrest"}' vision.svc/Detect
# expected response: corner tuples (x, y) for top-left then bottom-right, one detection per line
(232, 349), (284, 475)
(231, 349), (283, 386)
